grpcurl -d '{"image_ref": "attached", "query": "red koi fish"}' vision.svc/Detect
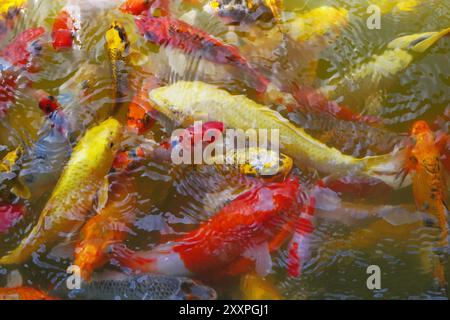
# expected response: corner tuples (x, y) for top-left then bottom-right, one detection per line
(0, 287), (57, 300)
(0, 27), (45, 69)
(52, 7), (79, 50)
(135, 16), (270, 93)
(0, 204), (25, 234)
(110, 178), (301, 277)
(35, 90), (71, 137)
(0, 27), (45, 116)
(291, 85), (380, 125)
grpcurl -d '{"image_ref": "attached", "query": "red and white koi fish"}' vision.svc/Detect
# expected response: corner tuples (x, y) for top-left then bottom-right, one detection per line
(135, 16), (270, 93)
(287, 184), (317, 277)
(110, 178), (301, 277)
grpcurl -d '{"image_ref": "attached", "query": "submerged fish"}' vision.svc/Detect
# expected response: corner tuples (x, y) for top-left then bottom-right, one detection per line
(0, 287), (56, 300)
(0, 0), (27, 16)
(0, 204), (25, 234)
(75, 171), (137, 281)
(0, 145), (22, 173)
(240, 273), (281, 300)
(208, 147), (293, 180)
(135, 16), (270, 93)
(0, 118), (122, 265)
(11, 92), (72, 200)
(110, 178), (301, 277)
(149, 81), (407, 188)
(285, 6), (348, 44)
(52, 274), (217, 300)
(120, 0), (171, 16)
(204, 0), (279, 24)
(0, 27), (45, 116)
(106, 22), (130, 120)
(323, 28), (450, 112)
(52, 5), (80, 50)
(404, 121), (448, 242)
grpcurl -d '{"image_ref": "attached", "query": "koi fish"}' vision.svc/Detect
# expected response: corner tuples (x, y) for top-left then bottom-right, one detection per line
(0, 27), (45, 116)
(52, 5), (80, 50)
(204, 0), (279, 24)
(149, 81), (407, 188)
(127, 77), (160, 134)
(135, 16), (270, 93)
(0, 287), (56, 300)
(404, 121), (448, 243)
(106, 22), (130, 120)
(0, 145), (22, 173)
(240, 273), (281, 300)
(10, 92), (72, 200)
(323, 28), (450, 112)
(0, 204), (25, 234)
(285, 6), (348, 44)
(75, 170), (137, 281)
(0, 0), (27, 16)
(287, 184), (316, 277)
(0, 118), (122, 265)
(52, 273), (217, 300)
(369, 0), (420, 13)
(208, 147), (293, 180)
(109, 178), (301, 277)
(120, 0), (170, 16)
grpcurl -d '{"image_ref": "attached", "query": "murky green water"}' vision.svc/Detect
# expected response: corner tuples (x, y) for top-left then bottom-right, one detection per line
(0, 0), (449, 300)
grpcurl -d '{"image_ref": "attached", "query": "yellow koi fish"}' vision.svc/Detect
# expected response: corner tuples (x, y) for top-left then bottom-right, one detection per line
(149, 81), (406, 188)
(0, 0), (26, 15)
(0, 118), (122, 265)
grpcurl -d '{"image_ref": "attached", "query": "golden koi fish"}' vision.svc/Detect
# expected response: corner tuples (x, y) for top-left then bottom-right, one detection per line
(0, 0), (26, 15)
(323, 28), (450, 107)
(149, 81), (406, 188)
(240, 273), (281, 300)
(0, 118), (122, 265)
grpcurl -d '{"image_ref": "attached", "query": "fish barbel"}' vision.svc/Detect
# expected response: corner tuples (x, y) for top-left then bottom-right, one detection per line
(0, 118), (122, 265)
(52, 274), (217, 300)
(149, 81), (406, 188)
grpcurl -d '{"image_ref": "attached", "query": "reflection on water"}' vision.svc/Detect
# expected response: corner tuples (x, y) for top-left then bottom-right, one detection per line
(0, 0), (449, 300)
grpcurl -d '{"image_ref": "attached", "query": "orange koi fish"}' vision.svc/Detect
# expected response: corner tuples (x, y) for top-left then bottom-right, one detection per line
(127, 77), (160, 134)
(52, 6), (80, 50)
(75, 170), (137, 281)
(404, 121), (448, 240)
(110, 178), (301, 277)
(0, 287), (56, 300)
(135, 16), (270, 93)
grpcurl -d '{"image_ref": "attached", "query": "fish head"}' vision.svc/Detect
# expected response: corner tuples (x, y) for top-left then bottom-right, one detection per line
(106, 22), (130, 55)
(135, 16), (168, 45)
(120, 0), (151, 15)
(83, 118), (122, 160)
(177, 278), (217, 300)
(245, 149), (293, 179)
(411, 120), (431, 137)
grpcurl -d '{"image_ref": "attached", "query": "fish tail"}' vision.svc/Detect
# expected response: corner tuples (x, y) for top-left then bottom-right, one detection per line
(361, 149), (408, 189)
(108, 243), (156, 271)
